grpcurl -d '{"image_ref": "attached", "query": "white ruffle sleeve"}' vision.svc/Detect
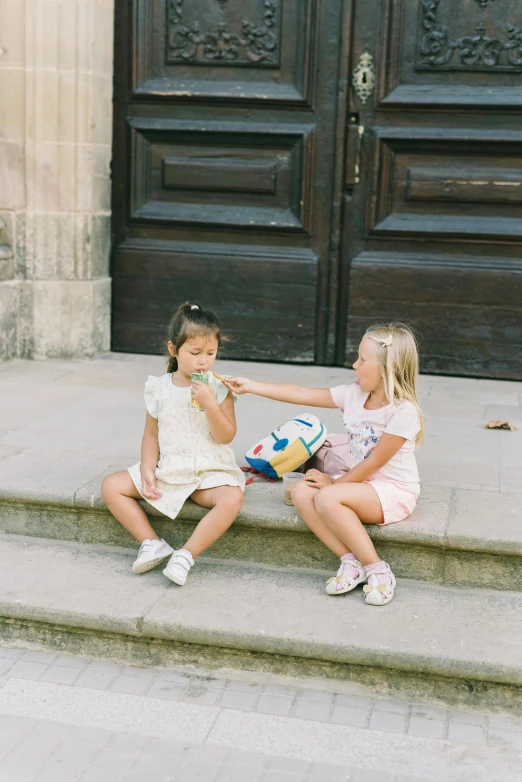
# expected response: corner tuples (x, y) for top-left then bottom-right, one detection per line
(143, 375), (161, 419)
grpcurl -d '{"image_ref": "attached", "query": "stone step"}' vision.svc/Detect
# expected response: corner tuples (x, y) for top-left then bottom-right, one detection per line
(0, 479), (520, 591)
(0, 534), (521, 714)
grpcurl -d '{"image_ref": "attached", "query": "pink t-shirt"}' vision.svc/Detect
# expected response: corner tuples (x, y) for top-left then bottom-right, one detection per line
(330, 382), (421, 494)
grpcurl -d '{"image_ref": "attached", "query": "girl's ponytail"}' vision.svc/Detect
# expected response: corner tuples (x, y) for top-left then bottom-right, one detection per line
(167, 353), (178, 373)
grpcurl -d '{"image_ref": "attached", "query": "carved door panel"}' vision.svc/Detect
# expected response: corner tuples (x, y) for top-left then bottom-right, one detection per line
(111, 0), (347, 362)
(340, 0), (522, 378)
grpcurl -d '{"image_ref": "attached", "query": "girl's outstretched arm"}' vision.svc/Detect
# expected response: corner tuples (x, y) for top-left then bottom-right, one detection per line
(224, 377), (337, 409)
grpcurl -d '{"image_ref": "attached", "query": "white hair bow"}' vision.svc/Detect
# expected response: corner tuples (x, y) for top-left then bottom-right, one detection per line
(381, 335), (393, 347)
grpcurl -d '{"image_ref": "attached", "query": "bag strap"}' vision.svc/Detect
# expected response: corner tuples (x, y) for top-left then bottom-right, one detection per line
(241, 466), (277, 485)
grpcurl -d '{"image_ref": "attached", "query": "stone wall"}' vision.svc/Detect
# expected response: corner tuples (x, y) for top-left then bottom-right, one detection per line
(0, 0), (114, 360)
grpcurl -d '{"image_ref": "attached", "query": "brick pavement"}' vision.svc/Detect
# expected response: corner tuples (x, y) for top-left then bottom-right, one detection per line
(1, 645), (522, 781)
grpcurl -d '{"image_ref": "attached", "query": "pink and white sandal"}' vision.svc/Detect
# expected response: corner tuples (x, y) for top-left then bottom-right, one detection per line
(326, 557), (366, 595)
(363, 563), (396, 606)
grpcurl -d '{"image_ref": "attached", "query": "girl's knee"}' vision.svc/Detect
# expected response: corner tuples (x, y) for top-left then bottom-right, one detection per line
(314, 485), (339, 514)
(101, 472), (117, 501)
(101, 470), (133, 502)
(291, 479), (314, 506)
(218, 487), (243, 512)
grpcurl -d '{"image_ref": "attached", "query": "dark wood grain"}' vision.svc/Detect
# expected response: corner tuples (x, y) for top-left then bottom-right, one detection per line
(112, 0), (522, 378)
(338, 0), (522, 379)
(111, 0), (346, 363)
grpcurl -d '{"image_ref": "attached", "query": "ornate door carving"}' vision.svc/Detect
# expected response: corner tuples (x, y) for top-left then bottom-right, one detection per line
(111, 0), (348, 363)
(339, 0), (522, 378)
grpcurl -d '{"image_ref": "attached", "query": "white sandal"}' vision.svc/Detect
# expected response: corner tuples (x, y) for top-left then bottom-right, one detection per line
(363, 564), (396, 606)
(163, 549), (194, 585)
(326, 557), (366, 595)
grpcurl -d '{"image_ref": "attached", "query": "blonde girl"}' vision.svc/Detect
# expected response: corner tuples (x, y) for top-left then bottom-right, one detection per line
(102, 304), (244, 585)
(226, 324), (423, 606)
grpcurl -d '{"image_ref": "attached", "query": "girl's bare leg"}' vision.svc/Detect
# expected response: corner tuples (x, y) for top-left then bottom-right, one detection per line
(184, 486), (243, 558)
(101, 471), (159, 543)
(313, 483), (384, 565)
(290, 480), (350, 558)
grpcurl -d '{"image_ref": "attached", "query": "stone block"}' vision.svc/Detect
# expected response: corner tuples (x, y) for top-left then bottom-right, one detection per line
(14, 209), (26, 276)
(0, 141), (25, 209)
(26, 212), (80, 280)
(407, 716), (446, 740)
(330, 705), (368, 727)
(0, 752), (45, 778)
(91, 79), (114, 146)
(267, 755), (309, 773)
(293, 699), (331, 722)
(308, 761), (349, 781)
(30, 69), (60, 145)
(183, 685), (222, 706)
(91, 143), (112, 212)
(255, 695), (294, 717)
(92, 277), (111, 353)
(20, 650), (57, 663)
(92, 1), (115, 77)
(0, 67), (25, 140)
(220, 687), (259, 711)
(109, 674), (152, 696)
(75, 0), (95, 74)
(130, 752), (179, 777)
(56, 0), (78, 71)
(174, 761), (217, 782)
(29, 278), (111, 358)
(40, 665), (82, 685)
(417, 419), (501, 492)
(91, 214), (111, 278)
(57, 143), (81, 211)
(31, 0), (60, 71)
(368, 709), (407, 734)
(0, 280), (19, 360)
(8, 660), (48, 680)
(147, 680), (187, 701)
(0, 0), (25, 68)
(448, 490), (522, 556)
(448, 720), (485, 744)
(216, 766), (260, 782)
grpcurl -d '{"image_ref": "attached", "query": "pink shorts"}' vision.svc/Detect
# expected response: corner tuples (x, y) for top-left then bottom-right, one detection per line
(365, 480), (418, 525)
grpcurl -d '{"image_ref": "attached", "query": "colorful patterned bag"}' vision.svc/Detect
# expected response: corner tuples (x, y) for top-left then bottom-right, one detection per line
(245, 413), (327, 479)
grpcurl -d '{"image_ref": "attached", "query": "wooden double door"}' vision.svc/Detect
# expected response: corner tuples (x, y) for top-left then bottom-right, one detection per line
(112, 0), (522, 378)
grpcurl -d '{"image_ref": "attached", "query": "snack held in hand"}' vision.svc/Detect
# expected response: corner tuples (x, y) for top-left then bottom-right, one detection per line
(191, 371), (210, 411)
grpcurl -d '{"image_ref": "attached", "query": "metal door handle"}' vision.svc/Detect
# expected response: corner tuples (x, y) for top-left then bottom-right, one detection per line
(345, 114), (364, 186)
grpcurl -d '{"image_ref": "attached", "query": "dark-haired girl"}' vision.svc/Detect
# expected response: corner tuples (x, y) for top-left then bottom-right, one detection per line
(101, 304), (245, 585)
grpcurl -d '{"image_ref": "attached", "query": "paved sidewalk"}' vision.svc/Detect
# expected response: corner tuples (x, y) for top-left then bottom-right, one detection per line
(0, 353), (520, 496)
(1, 644), (522, 782)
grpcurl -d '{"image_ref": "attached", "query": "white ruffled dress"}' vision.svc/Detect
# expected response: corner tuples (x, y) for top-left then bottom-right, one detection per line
(128, 373), (245, 520)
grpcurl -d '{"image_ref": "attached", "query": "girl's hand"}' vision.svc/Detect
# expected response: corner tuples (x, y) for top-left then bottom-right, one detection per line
(141, 468), (162, 500)
(304, 469), (333, 489)
(223, 376), (253, 395)
(191, 380), (217, 409)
